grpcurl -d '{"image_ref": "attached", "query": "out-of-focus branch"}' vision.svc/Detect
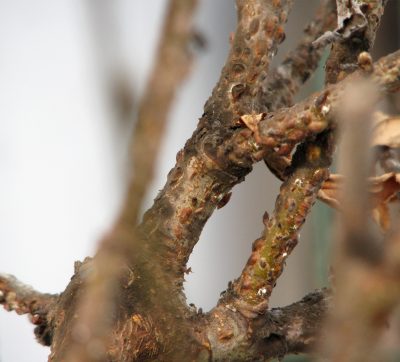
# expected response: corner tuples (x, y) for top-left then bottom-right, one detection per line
(338, 81), (380, 261)
(124, 0), (198, 226)
(319, 80), (400, 362)
(59, 1), (199, 361)
(318, 4), (398, 353)
(317, 4), (388, 357)
(85, 0), (135, 124)
(0, 274), (57, 346)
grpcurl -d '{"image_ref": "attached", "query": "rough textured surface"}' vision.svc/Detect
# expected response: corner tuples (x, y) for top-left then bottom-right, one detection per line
(0, 274), (57, 346)
(48, 45), (400, 362)
(204, 289), (331, 361)
(232, 135), (333, 309)
(139, 0), (294, 287)
(1, 0), (400, 361)
(262, 0), (337, 179)
(324, 0), (387, 84)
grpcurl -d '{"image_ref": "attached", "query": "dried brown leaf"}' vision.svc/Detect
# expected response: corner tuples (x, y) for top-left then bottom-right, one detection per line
(318, 172), (400, 231)
(372, 114), (400, 148)
(372, 203), (390, 231)
(240, 113), (265, 143)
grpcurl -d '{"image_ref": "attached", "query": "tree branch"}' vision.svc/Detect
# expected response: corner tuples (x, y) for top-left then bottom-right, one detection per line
(258, 289), (331, 358)
(2, 1), (398, 360)
(207, 0), (390, 356)
(58, 1), (199, 361)
(262, 0), (337, 179)
(262, 0), (337, 112)
(236, 49), (400, 162)
(230, 135), (333, 313)
(203, 289), (331, 361)
(138, 0), (295, 286)
(323, 0), (387, 84)
(0, 274), (57, 346)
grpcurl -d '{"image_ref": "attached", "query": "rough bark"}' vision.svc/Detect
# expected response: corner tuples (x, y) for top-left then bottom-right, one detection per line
(262, 0), (337, 179)
(1, 0), (400, 361)
(47, 47), (400, 362)
(0, 274), (57, 346)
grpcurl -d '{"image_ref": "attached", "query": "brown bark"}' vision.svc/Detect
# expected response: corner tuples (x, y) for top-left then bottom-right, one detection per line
(1, 0), (400, 361)
(0, 274), (57, 346)
(48, 48), (400, 361)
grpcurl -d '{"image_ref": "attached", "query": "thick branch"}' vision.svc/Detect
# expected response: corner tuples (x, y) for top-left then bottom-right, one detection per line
(203, 289), (331, 361)
(238, 49), (400, 161)
(139, 0), (294, 288)
(258, 289), (331, 358)
(206, 0), (293, 118)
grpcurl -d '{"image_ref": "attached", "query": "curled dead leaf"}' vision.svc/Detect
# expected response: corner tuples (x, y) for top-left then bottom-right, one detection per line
(372, 114), (400, 148)
(318, 173), (400, 231)
(240, 113), (265, 142)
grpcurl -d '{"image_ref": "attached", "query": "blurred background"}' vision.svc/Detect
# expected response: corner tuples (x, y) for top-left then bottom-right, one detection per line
(0, 1), (399, 361)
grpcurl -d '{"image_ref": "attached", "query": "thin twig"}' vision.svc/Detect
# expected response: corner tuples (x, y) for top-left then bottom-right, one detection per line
(262, 0), (337, 179)
(0, 274), (57, 345)
(324, 0), (387, 84)
(230, 134), (333, 314)
(262, 0), (337, 111)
